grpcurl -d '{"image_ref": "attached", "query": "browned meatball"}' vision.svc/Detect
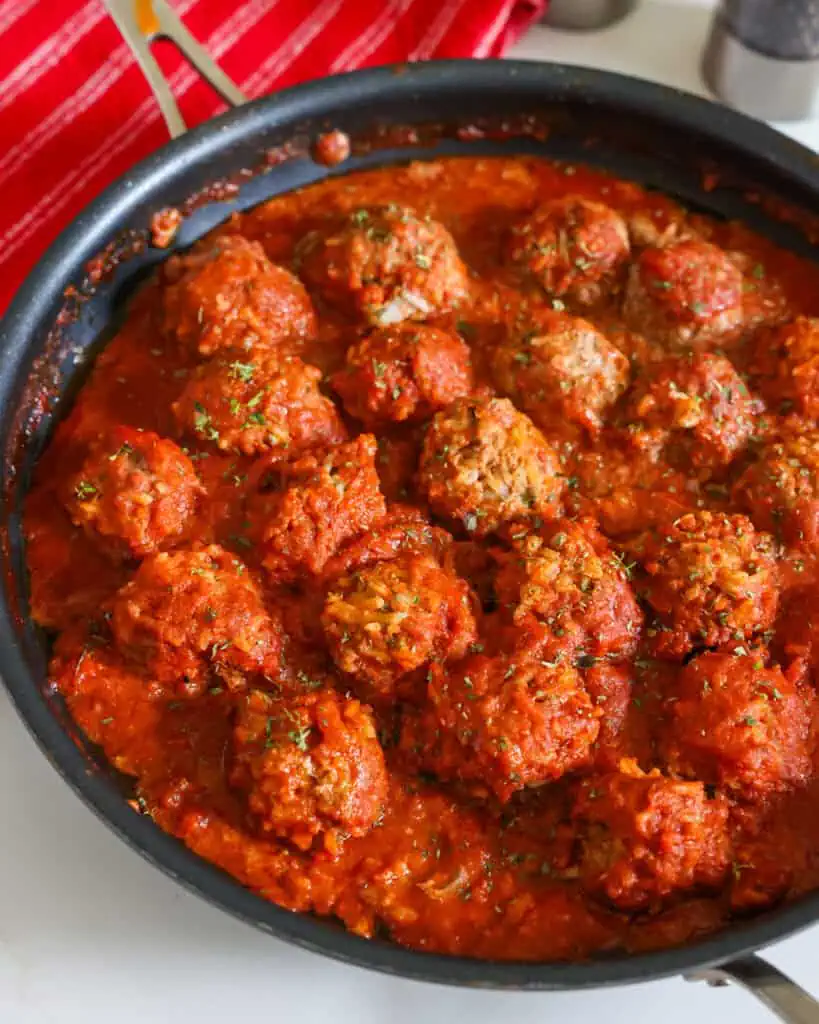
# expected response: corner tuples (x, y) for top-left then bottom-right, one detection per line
(173, 350), (345, 457)
(750, 316), (819, 418)
(61, 426), (202, 559)
(623, 239), (743, 349)
(494, 519), (642, 663)
(630, 511), (778, 658)
(733, 429), (819, 548)
(322, 551), (477, 702)
(247, 435), (387, 582)
(504, 195), (630, 305)
(231, 687), (387, 850)
(665, 653), (812, 801)
(161, 235), (316, 355)
(573, 760), (730, 911)
(624, 352), (757, 473)
(332, 323), (473, 427)
(298, 205), (468, 326)
(111, 545), (282, 696)
(418, 396), (565, 536)
(403, 655), (600, 802)
(492, 309), (630, 435)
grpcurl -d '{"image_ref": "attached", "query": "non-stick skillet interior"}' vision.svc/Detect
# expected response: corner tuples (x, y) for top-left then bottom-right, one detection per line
(3, 62), (819, 988)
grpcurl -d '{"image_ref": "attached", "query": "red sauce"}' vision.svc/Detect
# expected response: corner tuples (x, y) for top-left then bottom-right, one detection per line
(25, 156), (819, 962)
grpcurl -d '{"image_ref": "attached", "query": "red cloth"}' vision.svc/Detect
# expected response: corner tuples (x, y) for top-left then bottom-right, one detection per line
(0, 0), (546, 314)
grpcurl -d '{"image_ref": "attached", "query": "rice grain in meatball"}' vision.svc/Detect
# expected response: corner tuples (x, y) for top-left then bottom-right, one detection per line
(492, 308), (630, 435)
(332, 323), (472, 427)
(623, 238), (743, 349)
(665, 652), (812, 801)
(231, 687), (388, 850)
(322, 551), (477, 701)
(573, 760), (730, 911)
(418, 395), (565, 536)
(62, 426), (203, 559)
(173, 351), (345, 457)
(161, 235), (316, 355)
(111, 545), (282, 696)
(733, 428), (819, 548)
(505, 195), (630, 305)
(403, 654), (601, 801)
(630, 510), (778, 658)
(298, 205), (469, 326)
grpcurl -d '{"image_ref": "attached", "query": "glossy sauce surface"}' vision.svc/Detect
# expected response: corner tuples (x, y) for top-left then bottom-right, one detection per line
(25, 156), (819, 961)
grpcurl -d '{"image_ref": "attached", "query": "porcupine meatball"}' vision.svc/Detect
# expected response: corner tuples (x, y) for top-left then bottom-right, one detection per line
(418, 395), (565, 537)
(750, 316), (819, 418)
(111, 545), (282, 696)
(231, 687), (388, 850)
(665, 652), (812, 801)
(494, 519), (642, 663)
(504, 195), (630, 305)
(624, 352), (757, 472)
(776, 584), (819, 686)
(402, 654), (600, 802)
(631, 510), (778, 658)
(623, 238), (743, 349)
(172, 351), (345, 457)
(733, 428), (819, 547)
(160, 234), (316, 355)
(298, 205), (469, 326)
(332, 323), (473, 427)
(322, 551), (477, 702)
(491, 308), (630, 435)
(247, 435), (387, 583)
(61, 426), (203, 559)
(573, 760), (730, 911)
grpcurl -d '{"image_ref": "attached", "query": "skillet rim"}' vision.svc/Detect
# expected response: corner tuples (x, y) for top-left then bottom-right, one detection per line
(2, 58), (819, 989)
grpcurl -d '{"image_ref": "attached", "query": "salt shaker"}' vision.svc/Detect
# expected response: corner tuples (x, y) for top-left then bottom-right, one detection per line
(702, 0), (819, 121)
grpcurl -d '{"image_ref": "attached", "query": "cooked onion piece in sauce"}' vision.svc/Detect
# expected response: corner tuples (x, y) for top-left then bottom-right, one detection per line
(26, 155), (819, 963)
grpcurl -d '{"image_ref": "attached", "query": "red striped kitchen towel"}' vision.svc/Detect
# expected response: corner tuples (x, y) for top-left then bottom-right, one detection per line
(0, 0), (546, 315)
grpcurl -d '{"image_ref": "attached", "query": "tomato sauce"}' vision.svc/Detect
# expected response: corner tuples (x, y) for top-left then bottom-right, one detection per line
(25, 156), (819, 961)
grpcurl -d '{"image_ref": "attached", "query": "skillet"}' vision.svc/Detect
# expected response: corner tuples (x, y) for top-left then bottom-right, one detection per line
(1, 3), (819, 1019)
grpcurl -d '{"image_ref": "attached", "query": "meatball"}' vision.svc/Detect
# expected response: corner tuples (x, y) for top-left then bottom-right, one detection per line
(491, 309), (630, 435)
(298, 205), (468, 326)
(404, 655), (600, 802)
(332, 323), (473, 427)
(623, 239), (743, 349)
(733, 430), (819, 547)
(418, 396), (565, 536)
(231, 687), (387, 850)
(111, 545), (281, 696)
(504, 195), (630, 305)
(751, 316), (819, 418)
(624, 352), (757, 472)
(494, 519), (642, 662)
(248, 435), (387, 582)
(172, 351), (345, 457)
(573, 760), (730, 911)
(631, 511), (778, 658)
(665, 653), (812, 801)
(161, 235), (316, 355)
(322, 551), (477, 701)
(61, 426), (202, 559)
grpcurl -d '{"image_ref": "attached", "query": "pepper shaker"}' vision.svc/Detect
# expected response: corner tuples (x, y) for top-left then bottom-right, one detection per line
(702, 0), (819, 121)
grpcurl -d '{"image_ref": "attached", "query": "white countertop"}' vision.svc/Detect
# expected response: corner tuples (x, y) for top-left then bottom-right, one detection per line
(3, 2), (819, 1021)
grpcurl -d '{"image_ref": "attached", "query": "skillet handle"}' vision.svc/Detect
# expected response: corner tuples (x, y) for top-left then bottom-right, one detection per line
(101, 0), (247, 139)
(688, 954), (819, 1024)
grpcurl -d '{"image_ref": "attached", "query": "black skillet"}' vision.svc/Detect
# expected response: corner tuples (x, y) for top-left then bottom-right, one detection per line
(1, 3), (819, 1019)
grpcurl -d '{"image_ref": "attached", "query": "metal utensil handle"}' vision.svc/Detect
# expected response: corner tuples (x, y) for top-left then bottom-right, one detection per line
(102, 0), (246, 138)
(690, 954), (819, 1024)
